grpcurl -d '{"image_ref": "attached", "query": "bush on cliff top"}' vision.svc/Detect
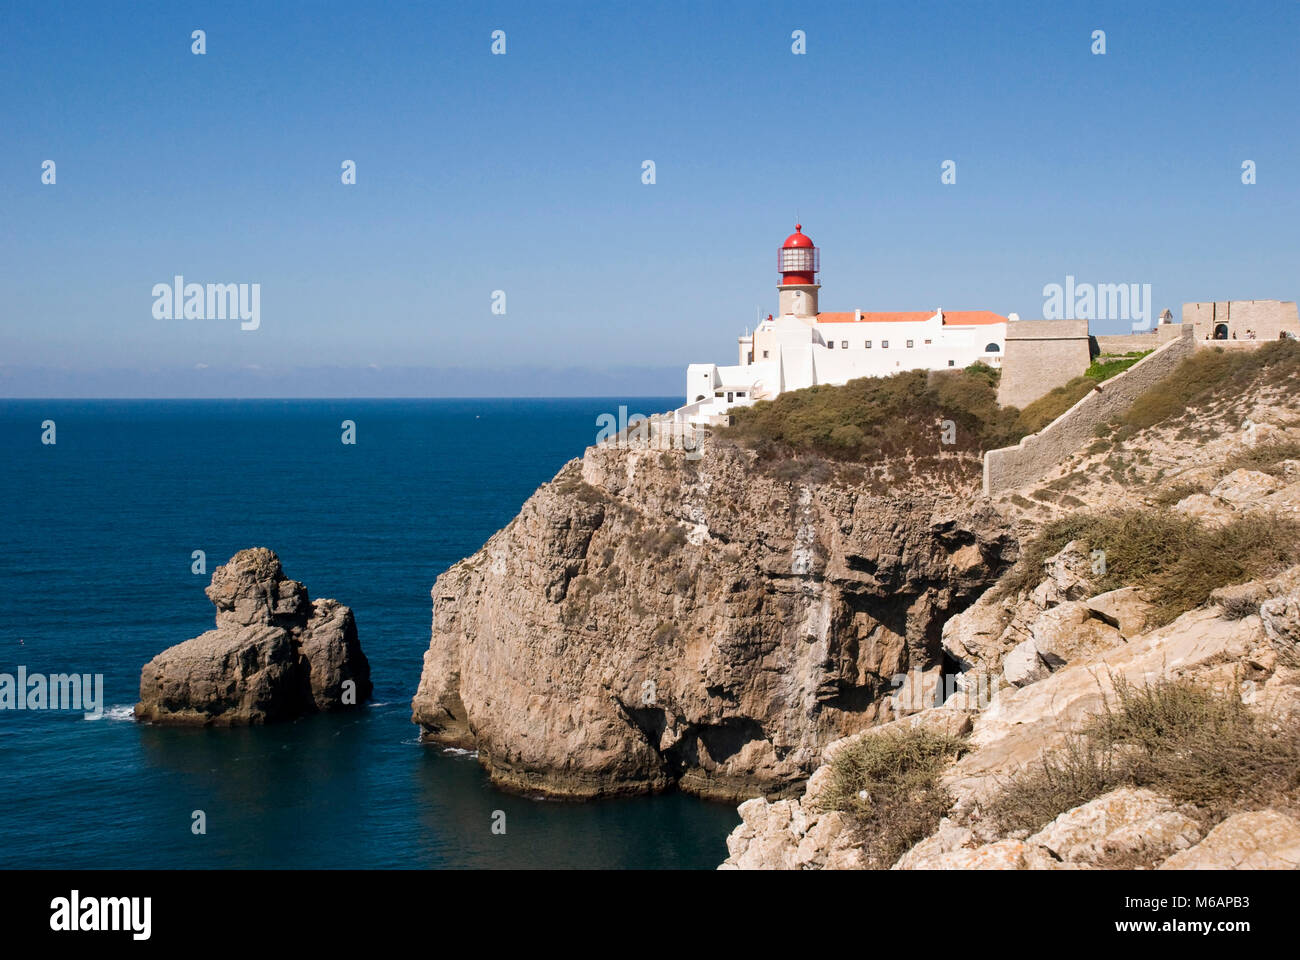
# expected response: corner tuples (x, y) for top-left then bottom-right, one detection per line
(722, 363), (1021, 462)
(993, 507), (1300, 626)
(822, 727), (967, 868)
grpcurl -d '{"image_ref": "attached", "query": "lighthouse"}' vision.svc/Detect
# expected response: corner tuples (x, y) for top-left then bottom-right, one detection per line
(676, 222), (1008, 426)
(777, 224), (820, 318)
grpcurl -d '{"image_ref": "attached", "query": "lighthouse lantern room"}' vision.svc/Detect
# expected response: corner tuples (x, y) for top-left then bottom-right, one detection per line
(777, 224), (821, 318)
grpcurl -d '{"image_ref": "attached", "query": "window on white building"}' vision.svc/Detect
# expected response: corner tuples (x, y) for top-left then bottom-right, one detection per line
(985, 343), (1001, 352)
(736, 392), (746, 398)
(924, 339), (932, 345)
(906, 340), (914, 348)
(841, 340), (848, 349)
(882, 340), (889, 348)
(948, 360), (955, 367)
(762, 350), (769, 358)
(865, 341), (872, 348)
(827, 341), (835, 349)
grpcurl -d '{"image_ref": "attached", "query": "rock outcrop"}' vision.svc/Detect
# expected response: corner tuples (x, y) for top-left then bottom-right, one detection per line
(1159, 810), (1300, 869)
(412, 439), (1015, 801)
(721, 560), (1300, 869)
(719, 345), (1300, 868)
(135, 548), (372, 725)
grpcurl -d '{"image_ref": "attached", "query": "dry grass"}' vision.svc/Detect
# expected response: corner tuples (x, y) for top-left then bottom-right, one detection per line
(629, 524), (687, 559)
(992, 508), (1300, 626)
(1147, 481), (1204, 506)
(821, 727), (968, 868)
(1124, 339), (1300, 433)
(988, 677), (1300, 836)
(1221, 440), (1300, 476)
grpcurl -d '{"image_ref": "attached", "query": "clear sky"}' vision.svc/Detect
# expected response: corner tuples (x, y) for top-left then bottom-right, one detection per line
(3, 0), (1298, 396)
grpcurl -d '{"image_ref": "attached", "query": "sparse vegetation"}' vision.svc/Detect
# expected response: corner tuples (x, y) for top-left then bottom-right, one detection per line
(988, 677), (1300, 836)
(630, 524), (687, 559)
(1148, 481), (1204, 506)
(554, 472), (606, 504)
(822, 727), (968, 868)
(651, 621), (679, 645)
(1221, 440), (1300, 476)
(1124, 339), (1300, 433)
(993, 507), (1300, 625)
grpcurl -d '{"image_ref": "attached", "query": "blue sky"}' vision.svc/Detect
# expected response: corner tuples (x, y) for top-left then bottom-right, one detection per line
(3, 0), (1298, 396)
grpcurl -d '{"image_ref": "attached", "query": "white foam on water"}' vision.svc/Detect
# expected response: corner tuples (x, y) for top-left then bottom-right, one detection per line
(86, 704), (135, 722)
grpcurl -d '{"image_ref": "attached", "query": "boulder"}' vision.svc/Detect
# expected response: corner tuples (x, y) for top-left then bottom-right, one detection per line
(894, 835), (1063, 870)
(1160, 810), (1300, 870)
(1261, 592), (1300, 663)
(1003, 639), (1050, 687)
(1028, 601), (1125, 669)
(1028, 788), (1201, 866)
(1210, 469), (1281, 505)
(1173, 493), (1233, 527)
(1210, 582), (1272, 620)
(135, 548), (372, 725)
(1085, 587), (1155, 637)
(1030, 540), (1094, 607)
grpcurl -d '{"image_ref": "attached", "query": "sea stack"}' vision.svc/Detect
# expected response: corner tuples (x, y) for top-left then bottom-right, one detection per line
(135, 548), (372, 725)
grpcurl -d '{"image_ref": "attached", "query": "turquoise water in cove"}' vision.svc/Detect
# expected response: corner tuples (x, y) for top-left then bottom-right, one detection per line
(0, 398), (739, 869)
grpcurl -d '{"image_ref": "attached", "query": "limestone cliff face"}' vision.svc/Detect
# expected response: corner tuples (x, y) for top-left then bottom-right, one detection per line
(412, 438), (1015, 801)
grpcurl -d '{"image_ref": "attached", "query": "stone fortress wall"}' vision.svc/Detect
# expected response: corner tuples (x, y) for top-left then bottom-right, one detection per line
(1091, 325), (1184, 355)
(983, 325), (1196, 495)
(995, 319), (1092, 410)
(1183, 300), (1300, 341)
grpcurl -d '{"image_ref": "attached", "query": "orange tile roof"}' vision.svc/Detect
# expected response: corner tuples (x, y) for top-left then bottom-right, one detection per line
(815, 310), (1007, 326)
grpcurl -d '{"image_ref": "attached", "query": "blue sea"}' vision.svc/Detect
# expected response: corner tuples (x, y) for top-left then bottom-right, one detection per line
(0, 398), (739, 869)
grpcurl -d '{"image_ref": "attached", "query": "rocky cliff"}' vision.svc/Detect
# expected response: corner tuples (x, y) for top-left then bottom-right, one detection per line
(412, 438), (1015, 801)
(721, 345), (1300, 869)
(136, 548), (372, 725)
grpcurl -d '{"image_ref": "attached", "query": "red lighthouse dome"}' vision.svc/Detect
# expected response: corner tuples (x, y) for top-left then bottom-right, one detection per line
(778, 224), (819, 285)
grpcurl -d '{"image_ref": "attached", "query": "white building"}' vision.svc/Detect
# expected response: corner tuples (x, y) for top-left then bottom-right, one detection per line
(678, 225), (1010, 425)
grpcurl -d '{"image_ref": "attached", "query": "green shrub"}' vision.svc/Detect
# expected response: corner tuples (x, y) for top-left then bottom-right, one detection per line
(1086, 351), (1151, 382)
(723, 365), (1021, 463)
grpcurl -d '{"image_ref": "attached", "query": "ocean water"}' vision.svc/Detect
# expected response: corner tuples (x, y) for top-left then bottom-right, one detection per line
(0, 398), (740, 869)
